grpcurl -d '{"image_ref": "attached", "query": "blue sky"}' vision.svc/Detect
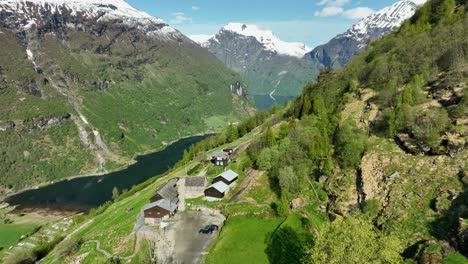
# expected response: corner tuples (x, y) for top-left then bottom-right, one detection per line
(127, 0), (399, 47)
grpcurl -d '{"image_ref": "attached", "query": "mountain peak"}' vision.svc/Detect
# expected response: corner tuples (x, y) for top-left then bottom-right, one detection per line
(0, 0), (175, 34)
(344, 0), (427, 39)
(208, 22), (311, 58)
(306, 0), (428, 69)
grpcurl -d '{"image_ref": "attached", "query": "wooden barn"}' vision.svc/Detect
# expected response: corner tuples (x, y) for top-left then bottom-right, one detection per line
(143, 178), (179, 225)
(150, 178), (178, 203)
(204, 181), (230, 199)
(184, 176), (207, 198)
(213, 170), (239, 186)
(143, 199), (178, 225)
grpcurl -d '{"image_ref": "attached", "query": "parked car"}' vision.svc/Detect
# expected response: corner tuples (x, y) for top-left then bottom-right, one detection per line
(208, 224), (219, 230)
(199, 224), (219, 234)
(199, 227), (213, 234)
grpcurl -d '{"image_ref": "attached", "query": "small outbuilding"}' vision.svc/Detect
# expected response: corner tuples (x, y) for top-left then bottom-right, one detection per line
(213, 170), (239, 186)
(184, 176), (207, 198)
(204, 181), (230, 199)
(223, 147), (235, 155)
(143, 199), (178, 225)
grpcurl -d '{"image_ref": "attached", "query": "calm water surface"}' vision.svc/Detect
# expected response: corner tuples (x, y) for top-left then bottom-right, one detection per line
(5, 135), (210, 212)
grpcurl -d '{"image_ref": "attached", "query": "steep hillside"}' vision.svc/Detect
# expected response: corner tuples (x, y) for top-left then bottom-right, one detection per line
(306, 0), (427, 69)
(0, 0), (250, 194)
(202, 23), (318, 109)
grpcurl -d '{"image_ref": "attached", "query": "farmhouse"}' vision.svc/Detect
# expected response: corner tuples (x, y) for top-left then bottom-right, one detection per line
(143, 199), (178, 225)
(204, 181), (230, 199)
(150, 178), (178, 203)
(213, 170), (239, 186)
(144, 178), (179, 225)
(184, 176), (207, 198)
(209, 151), (230, 166)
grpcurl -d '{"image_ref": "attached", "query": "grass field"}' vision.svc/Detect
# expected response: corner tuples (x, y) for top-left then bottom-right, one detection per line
(0, 223), (37, 249)
(442, 253), (468, 264)
(204, 216), (283, 264)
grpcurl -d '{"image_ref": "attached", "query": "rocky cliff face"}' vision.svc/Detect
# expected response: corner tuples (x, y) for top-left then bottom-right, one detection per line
(0, 0), (248, 192)
(306, 0), (426, 69)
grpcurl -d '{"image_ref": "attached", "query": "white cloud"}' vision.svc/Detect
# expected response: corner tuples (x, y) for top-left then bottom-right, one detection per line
(342, 7), (374, 19)
(170, 12), (192, 24)
(192, 6), (200, 11)
(314, 0), (374, 20)
(317, 0), (349, 7)
(314, 6), (344, 17)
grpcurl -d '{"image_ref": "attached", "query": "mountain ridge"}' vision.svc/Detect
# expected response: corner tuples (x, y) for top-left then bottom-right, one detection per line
(204, 23), (311, 58)
(202, 23), (318, 108)
(306, 0), (427, 69)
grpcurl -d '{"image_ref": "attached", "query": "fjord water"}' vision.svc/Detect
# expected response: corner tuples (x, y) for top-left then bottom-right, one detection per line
(5, 135), (209, 212)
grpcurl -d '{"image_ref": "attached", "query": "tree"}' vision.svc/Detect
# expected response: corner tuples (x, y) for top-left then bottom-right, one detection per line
(278, 166), (300, 195)
(257, 148), (273, 171)
(411, 108), (450, 148)
(237, 124), (248, 137)
(260, 127), (276, 148)
(226, 124), (239, 143)
(112, 186), (120, 201)
(335, 119), (367, 169)
(306, 214), (403, 264)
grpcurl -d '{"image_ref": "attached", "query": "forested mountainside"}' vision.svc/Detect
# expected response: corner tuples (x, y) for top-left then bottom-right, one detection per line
(307, 0), (426, 70)
(203, 23), (318, 105)
(0, 0), (250, 194)
(257, 0), (466, 261)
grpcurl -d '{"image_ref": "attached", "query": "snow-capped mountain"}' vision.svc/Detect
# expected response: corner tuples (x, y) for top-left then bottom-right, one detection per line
(203, 23), (311, 58)
(0, 0), (179, 39)
(307, 0), (427, 69)
(201, 23), (317, 109)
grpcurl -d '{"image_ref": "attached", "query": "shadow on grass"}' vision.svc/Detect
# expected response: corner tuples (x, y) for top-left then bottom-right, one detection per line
(264, 225), (313, 264)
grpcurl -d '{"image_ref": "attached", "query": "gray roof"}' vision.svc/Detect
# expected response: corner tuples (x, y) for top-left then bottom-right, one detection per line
(185, 176), (207, 187)
(143, 199), (178, 213)
(156, 178), (178, 202)
(211, 151), (229, 159)
(215, 170), (239, 182)
(207, 181), (230, 193)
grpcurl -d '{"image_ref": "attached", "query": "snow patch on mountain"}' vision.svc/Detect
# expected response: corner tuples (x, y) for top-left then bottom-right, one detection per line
(0, 0), (155, 19)
(342, 0), (427, 41)
(207, 23), (311, 58)
(189, 34), (213, 44)
(0, 0), (177, 36)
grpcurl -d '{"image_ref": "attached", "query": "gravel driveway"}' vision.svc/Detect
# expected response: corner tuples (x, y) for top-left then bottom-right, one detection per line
(155, 209), (225, 264)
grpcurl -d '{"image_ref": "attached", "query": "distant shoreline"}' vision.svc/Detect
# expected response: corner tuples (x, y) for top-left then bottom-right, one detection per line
(0, 132), (215, 203)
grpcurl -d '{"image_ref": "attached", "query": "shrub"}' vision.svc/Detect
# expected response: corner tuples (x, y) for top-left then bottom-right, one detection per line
(306, 214), (403, 264)
(3, 248), (36, 264)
